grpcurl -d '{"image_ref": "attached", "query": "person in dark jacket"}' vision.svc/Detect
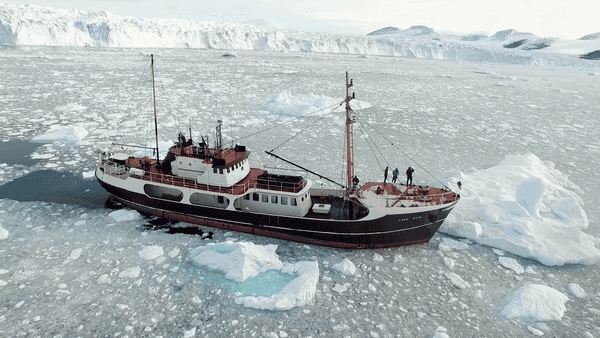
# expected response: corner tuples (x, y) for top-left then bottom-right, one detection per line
(392, 168), (399, 183)
(406, 167), (414, 186)
(384, 166), (389, 184)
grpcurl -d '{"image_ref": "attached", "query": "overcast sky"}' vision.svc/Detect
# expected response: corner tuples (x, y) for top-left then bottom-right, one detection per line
(3, 0), (597, 40)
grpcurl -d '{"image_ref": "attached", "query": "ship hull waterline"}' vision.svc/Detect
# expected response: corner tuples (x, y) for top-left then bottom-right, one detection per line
(97, 175), (458, 249)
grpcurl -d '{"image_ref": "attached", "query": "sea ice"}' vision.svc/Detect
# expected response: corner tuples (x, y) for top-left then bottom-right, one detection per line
(442, 153), (600, 266)
(432, 326), (450, 338)
(191, 241), (318, 310)
(0, 225), (8, 240)
(332, 258), (356, 275)
(567, 283), (586, 298)
(498, 257), (524, 274)
(119, 266), (141, 278)
(501, 284), (569, 321)
(31, 125), (88, 143)
(138, 245), (164, 260)
(108, 209), (141, 222)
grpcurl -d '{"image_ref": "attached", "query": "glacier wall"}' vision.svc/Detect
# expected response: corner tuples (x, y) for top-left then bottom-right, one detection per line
(0, 3), (597, 68)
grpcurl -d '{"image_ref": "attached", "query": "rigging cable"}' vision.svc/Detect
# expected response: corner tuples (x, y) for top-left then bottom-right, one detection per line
(269, 101), (343, 153)
(352, 109), (453, 191)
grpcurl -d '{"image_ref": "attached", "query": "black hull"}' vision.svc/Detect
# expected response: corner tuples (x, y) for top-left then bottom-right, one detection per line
(98, 178), (457, 249)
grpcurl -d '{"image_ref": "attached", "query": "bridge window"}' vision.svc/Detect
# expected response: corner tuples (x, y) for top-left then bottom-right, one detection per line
(281, 196), (287, 205)
(262, 194), (268, 203)
(244, 194), (250, 200)
(219, 168), (223, 174)
(253, 193), (259, 201)
(271, 195), (278, 204)
(291, 198), (297, 206)
(218, 196), (224, 204)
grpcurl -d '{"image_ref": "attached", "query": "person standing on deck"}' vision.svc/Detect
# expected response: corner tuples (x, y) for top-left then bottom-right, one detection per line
(406, 166), (414, 186)
(392, 168), (399, 184)
(384, 166), (389, 184)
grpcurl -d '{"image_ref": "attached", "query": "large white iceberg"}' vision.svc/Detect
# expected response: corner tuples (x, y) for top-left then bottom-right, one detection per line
(190, 241), (319, 310)
(442, 153), (600, 266)
(31, 125), (88, 143)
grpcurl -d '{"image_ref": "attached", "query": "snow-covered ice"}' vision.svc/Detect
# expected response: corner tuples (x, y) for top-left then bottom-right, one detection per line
(501, 284), (569, 322)
(442, 153), (600, 266)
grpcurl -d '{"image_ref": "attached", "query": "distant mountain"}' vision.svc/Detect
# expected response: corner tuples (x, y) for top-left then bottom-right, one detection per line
(460, 34), (487, 41)
(579, 32), (600, 40)
(367, 27), (401, 36)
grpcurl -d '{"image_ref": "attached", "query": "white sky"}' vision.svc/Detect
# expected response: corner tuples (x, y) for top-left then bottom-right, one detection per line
(3, 0), (598, 40)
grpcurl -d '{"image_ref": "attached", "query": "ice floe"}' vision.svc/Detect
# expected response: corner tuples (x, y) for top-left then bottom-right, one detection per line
(190, 241), (319, 310)
(31, 125), (88, 143)
(501, 284), (569, 322)
(442, 153), (600, 266)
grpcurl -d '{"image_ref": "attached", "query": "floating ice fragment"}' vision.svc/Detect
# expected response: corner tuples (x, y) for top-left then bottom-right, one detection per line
(82, 170), (95, 179)
(492, 248), (505, 256)
(119, 266), (141, 278)
(139, 245), (164, 260)
(567, 283), (586, 298)
(438, 237), (468, 251)
(373, 253), (384, 262)
(332, 258), (356, 275)
(0, 225), (8, 240)
(67, 248), (83, 261)
(97, 274), (111, 284)
(527, 326), (544, 336)
(498, 257), (524, 274)
(501, 284), (568, 321)
(432, 326), (450, 338)
(332, 284), (347, 294)
(168, 248), (180, 258)
(108, 209), (141, 222)
(31, 125), (88, 143)
(444, 272), (470, 289)
(0, 280), (7, 286)
(443, 257), (455, 269)
(515, 177), (545, 217)
(183, 327), (196, 338)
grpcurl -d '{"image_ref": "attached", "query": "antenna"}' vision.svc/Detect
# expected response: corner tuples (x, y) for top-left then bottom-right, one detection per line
(151, 54), (160, 165)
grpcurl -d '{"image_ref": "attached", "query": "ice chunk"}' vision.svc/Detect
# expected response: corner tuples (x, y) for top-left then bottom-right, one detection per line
(444, 272), (470, 289)
(235, 261), (319, 310)
(498, 257), (524, 274)
(168, 248), (180, 258)
(438, 237), (468, 251)
(501, 284), (568, 321)
(0, 225), (8, 240)
(332, 258), (356, 275)
(67, 248), (83, 261)
(432, 326), (450, 338)
(31, 125), (88, 143)
(119, 266), (141, 278)
(139, 245), (164, 260)
(108, 209), (141, 222)
(190, 241), (283, 282)
(97, 274), (111, 284)
(567, 283), (586, 298)
(332, 284), (347, 293)
(441, 153), (600, 266)
(373, 253), (384, 262)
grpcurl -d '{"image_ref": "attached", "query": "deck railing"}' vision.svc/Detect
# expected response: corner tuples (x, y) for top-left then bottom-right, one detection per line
(99, 161), (306, 196)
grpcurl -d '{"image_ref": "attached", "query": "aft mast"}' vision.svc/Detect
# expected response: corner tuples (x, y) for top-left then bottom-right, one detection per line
(151, 54), (160, 165)
(345, 72), (355, 195)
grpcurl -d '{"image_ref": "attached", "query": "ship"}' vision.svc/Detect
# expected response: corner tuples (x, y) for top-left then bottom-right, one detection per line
(96, 54), (461, 248)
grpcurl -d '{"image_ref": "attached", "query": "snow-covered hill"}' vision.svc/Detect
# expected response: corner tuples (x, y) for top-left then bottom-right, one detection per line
(1, 3), (599, 66)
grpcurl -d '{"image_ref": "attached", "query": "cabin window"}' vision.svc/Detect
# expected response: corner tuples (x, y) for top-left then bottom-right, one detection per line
(281, 196), (288, 205)
(301, 197), (304, 202)
(227, 168), (230, 173)
(214, 168), (217, 174)
(262, 194), (268, 203)
(218, 196), (224, 204)
(244, 194), (250, 200)
(253, 193), (259, 201)
(190, 192), (229, 209)
(291, 198), (297, 206)
(219, 168), (223, 174)
(272, 195), (278, 204)
(144, 184), (183, 202)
